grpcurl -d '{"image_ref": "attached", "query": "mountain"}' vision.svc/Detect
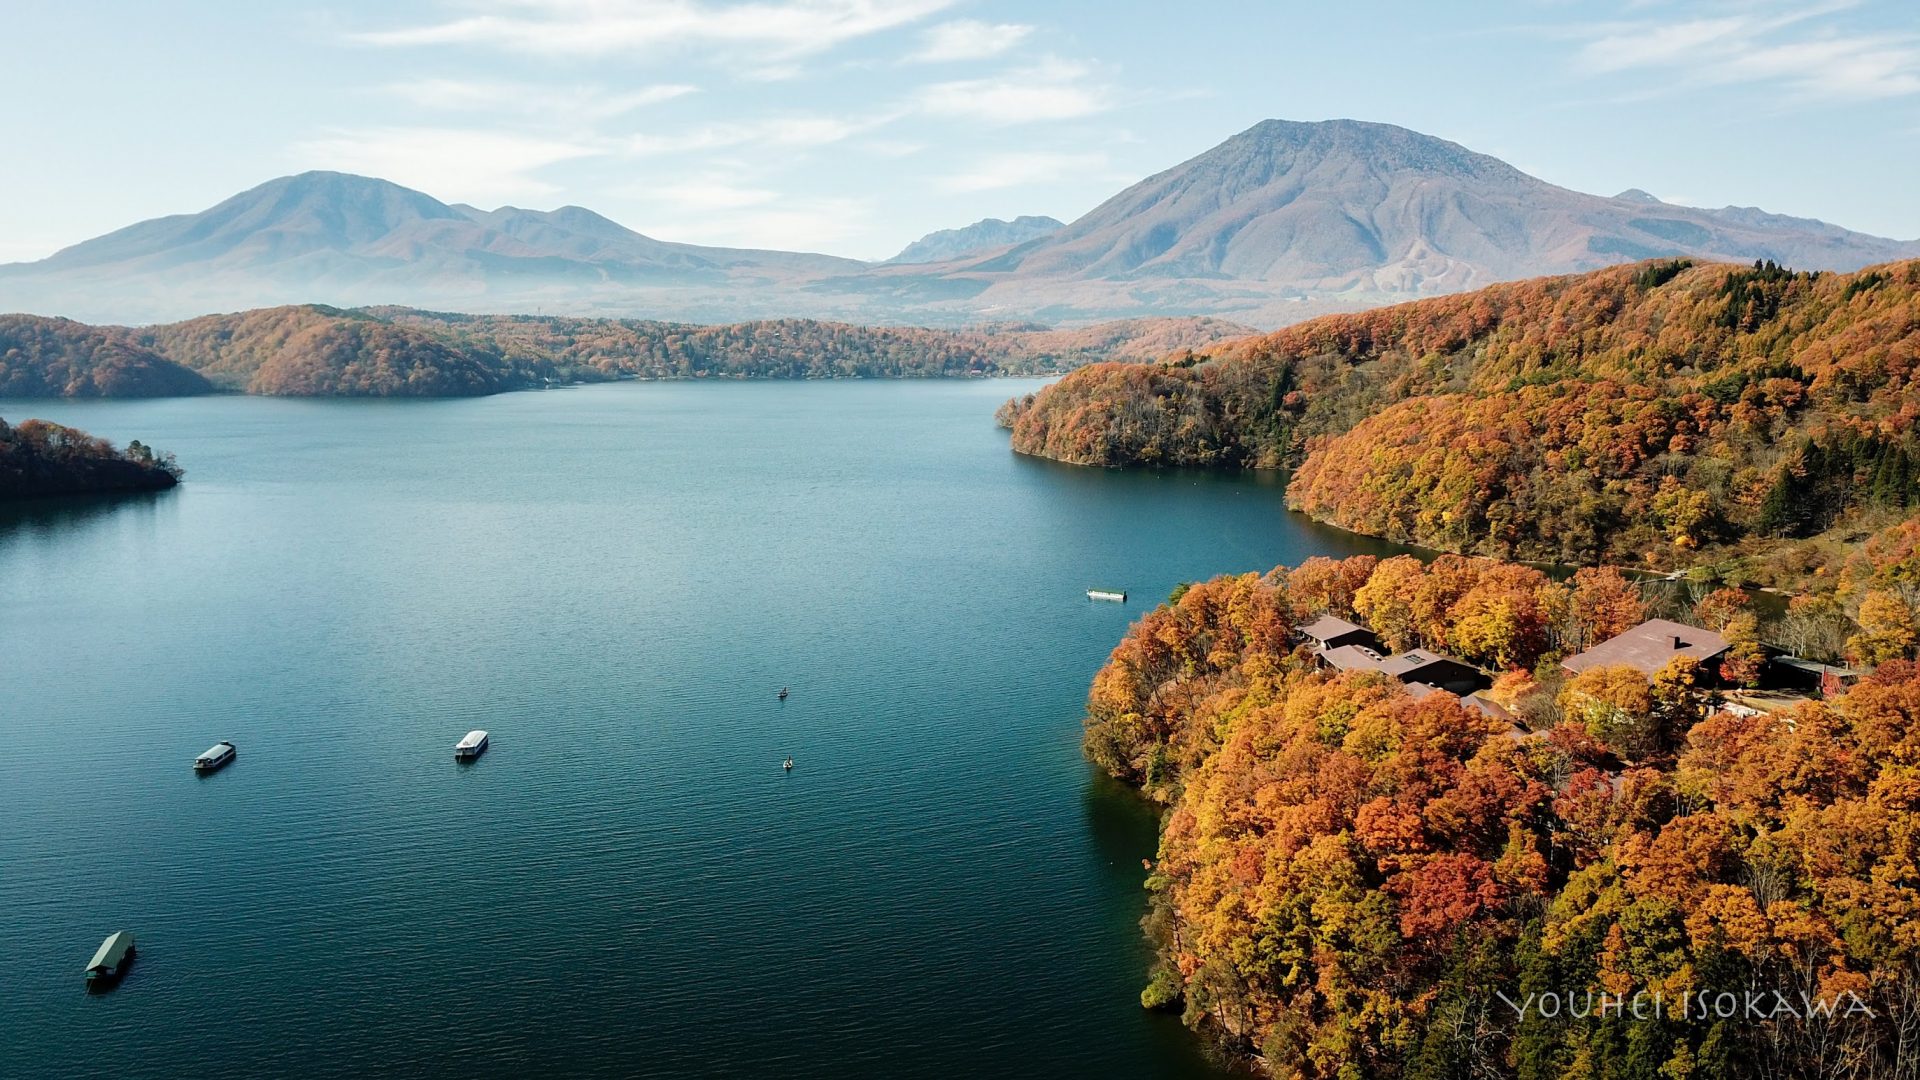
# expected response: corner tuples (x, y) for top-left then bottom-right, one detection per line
(885, 216), (1063, 264)
(913, 120), (1919, 322)
(3, 121), (1914, 326)
(0, 172), (867, 323)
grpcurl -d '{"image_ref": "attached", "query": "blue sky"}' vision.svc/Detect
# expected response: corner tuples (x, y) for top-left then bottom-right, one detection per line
(5, 0), (1917, 262)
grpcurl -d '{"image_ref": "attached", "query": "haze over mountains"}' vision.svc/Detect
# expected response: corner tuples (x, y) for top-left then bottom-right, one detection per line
(4, 119), (1914, 327)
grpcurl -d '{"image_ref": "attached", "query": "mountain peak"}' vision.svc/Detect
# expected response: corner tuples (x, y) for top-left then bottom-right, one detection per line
(1214, 118), (1530, 183)
(32, 171), (465, 274)
(1615, 188), (1665, 204)
(886, 215), (1064, 264)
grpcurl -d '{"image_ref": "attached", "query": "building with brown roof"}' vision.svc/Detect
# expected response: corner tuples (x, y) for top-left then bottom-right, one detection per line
(1316, 644), (1487, 695)
(1561, 618), (1730, 679)
(1296, 614), (1380, 652)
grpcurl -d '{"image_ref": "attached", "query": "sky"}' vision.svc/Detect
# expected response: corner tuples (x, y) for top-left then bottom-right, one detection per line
(3, 0), (1917, 262)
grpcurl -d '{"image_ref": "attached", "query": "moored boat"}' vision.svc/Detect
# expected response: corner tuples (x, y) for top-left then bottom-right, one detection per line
(84, 931), (136, 984)
(454, 730), (489, 760)
(193, 741), (236, 772)
(1087, 589), (1128, 603)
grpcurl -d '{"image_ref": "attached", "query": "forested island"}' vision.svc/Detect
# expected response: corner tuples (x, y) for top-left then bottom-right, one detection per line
(0, 415), (181, 499)
(1002, 258), (1920, 582)
(0, 305), (1248, 398)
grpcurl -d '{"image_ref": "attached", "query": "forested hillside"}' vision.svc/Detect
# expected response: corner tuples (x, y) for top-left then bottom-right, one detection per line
(1004, 259), (1920, 570)
(372, 309), (1248, 381)
(139, 307), (525, 396)
(1091, 556), (1920, 1080)
(0, 305), (1247, 398)
(0, 415), (181, 498)
(0, 315), (214, 397)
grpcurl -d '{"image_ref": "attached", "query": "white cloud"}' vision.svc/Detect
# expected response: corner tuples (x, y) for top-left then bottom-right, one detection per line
(287, 127), (603, 202)
(938, 151), (1108, 192)
(645, 196), (874, 252)
(1570, 5), (1920, 100)
(647, 179), (781, 210)
(624, 112), (898, 155)
(355, 0), (955, 60)
(857, 139), (926, 158)
(916, 58), (1112, 124)
(909, 19), (1032, 62)
(384, 79), (698, 119)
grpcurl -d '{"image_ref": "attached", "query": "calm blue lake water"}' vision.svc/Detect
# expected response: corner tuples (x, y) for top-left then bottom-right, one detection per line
(0, 381), (1406, 1079)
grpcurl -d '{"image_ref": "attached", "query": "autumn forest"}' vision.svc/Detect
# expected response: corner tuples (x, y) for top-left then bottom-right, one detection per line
(1090, 556), (1920, 1079)
(1018, 257), (1920, 1078)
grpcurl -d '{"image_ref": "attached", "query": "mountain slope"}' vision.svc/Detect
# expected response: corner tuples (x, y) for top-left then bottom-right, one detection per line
(3, 122), (1914, 326)
(0, 315), (214, 396)
(886, 216), (1064, 264)
(0, 172), (868, 323)
(941, 120), (1918, 309)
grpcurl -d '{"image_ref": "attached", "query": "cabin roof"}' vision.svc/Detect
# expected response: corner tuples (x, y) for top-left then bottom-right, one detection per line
(86, 931), (133, 972)
(1404, 682), (1514, 722)
(1319, 644), (1387, 671)
(1297, 614), (1369, 643)
(1378, 649), (1472, 678)
(1562, 618), (1730, 675)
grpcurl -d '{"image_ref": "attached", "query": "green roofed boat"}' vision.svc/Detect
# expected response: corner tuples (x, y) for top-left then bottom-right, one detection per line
(85, 931), (136, 984)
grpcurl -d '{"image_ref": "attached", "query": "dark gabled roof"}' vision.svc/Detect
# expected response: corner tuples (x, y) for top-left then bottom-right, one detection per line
(1319, 644), (1386, 671)
(1562, 618), (1730, 675)
(1297, 614), (1369, 643)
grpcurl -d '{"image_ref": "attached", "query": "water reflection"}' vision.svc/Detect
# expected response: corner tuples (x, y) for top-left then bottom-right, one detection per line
(0, 489), (172, 538)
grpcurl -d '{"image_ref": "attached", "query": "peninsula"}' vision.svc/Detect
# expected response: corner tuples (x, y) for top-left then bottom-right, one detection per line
(0, 416), (181, 499)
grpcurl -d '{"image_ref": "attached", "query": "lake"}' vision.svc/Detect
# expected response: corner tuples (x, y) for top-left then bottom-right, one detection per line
(0, 380), (1409, 1079)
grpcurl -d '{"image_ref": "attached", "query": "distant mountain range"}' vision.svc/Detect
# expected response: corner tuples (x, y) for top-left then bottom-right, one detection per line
(3, 119), (1914, 327)
(886, 216), (1063, 264)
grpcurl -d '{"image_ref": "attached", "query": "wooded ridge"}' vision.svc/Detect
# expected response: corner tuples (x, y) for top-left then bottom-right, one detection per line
(1, 304), (1249, 398)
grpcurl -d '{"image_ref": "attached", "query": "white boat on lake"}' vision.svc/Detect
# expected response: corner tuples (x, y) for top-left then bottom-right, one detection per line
(193, 741), (236, 772)
(454, 730), (490, 760)
(1087, 589), (1128, 603)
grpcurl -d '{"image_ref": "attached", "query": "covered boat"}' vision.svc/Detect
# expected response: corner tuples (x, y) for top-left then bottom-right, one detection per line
(454, 730), (489, 760)
(85, 931), (136, 983)
(193, 741), (236, 772)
